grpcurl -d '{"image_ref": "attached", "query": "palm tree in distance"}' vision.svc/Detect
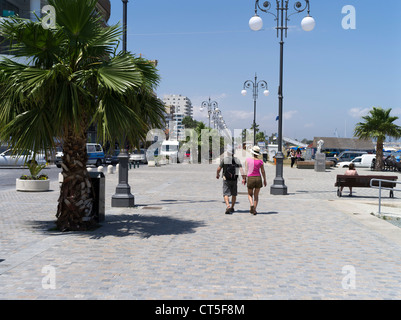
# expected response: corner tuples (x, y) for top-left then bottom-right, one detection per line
(0, 0), (165, 231)
(354, 107), (401, 171)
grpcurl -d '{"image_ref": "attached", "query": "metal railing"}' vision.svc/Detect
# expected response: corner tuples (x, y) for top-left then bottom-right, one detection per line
(370, 179), (400, 217)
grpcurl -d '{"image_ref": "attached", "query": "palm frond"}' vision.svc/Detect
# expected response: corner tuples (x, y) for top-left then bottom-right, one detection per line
(354, 107), (401, 141)
(94, 92), (145, 146)
(1, 106), (56, 154)
(97, 53), (143, 93)
(48, 0), (99, 38)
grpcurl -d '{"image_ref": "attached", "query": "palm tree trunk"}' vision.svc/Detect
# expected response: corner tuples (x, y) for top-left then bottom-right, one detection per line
(56, 127), (96, 231)
(375, 139), (384, 171)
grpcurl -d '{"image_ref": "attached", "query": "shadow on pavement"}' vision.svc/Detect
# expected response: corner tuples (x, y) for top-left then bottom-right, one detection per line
(93, 214), (206, 239)
(233, 210), (279, 215)
(27, 214), (206, 239)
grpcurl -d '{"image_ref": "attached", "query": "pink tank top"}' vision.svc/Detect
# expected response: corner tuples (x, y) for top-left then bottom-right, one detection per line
(246, 158), (264, 176)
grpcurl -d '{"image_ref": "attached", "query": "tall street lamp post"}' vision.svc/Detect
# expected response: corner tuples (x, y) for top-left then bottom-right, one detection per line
(241, 73), (270, 146)
(122, 0), (128, 52)
(112, 0), (135, 207)
(249, 0), (315, 195)
(200, 97), (219, 129)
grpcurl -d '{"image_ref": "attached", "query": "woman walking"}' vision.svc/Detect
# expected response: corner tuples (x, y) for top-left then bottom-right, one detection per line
(245, 146), (267, 215)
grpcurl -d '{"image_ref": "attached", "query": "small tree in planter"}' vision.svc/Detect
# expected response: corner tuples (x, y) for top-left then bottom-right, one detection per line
(20, 161), (48, 180)
(16, 161), (50, 192)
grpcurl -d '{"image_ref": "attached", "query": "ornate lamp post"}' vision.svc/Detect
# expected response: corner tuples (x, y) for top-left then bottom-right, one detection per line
(212, 109), (222, 129)
(249, 0), (315, 195)
(200, 97), (219, 129)
(112, 0), (135, 207)
(241, 73), (270, 146)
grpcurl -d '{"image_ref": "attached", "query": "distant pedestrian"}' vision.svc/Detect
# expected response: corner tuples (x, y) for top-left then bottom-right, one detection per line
(290, 149), (296, 168)
(341, 163), (358, 196)
(245, 146), (267, 215)
(216, 146), (246, 214)
(296, 148), (302, 162)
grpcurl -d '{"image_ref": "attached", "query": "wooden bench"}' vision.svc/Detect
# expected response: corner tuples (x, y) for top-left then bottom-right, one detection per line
(335, 175), (398, 197)
(297, 161), (334, 169)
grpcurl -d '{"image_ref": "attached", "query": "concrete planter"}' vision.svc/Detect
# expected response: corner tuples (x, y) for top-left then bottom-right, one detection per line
(16, 178), (50, 192)
(148, 160), (156, 167)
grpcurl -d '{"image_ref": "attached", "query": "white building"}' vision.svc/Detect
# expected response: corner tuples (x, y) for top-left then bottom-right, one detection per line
(162, 94), (193, 119)
(163, 94), (193, 141)
(170, 113), (185, 141)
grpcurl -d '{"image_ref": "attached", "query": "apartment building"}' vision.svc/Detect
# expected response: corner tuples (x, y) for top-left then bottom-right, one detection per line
(162, 94), (193, 119)
(162, 94), (193, 141)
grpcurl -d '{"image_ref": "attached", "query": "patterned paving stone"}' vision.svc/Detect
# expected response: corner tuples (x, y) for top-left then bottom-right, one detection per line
(0, 161), (400, 299)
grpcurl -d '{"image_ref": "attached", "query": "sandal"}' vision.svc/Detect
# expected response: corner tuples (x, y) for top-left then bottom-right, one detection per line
(250, 206), (254, 214)
(225, 207), (232, 214)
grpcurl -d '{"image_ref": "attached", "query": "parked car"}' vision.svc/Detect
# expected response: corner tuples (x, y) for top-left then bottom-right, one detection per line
(105, 149), (120, 165)
(0, 148), (47, 167)
(130, 149), (147, 164)
(55, 143), (105, 168)
(328, 150), (368, 165)
(337, 154), (376, 168)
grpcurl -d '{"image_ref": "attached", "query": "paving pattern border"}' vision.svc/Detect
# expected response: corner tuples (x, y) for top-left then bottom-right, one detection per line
(1, 160), (401, 300)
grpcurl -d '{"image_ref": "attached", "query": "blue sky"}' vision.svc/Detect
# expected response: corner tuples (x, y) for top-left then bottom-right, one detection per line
(108, 0), (401, 141)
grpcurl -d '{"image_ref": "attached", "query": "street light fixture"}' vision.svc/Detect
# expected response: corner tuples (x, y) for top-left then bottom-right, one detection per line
(200, 97), (219, 129)
(249, 0), (315, 196)
(212, 109), (223, 129)
(241, 73), (269, 146)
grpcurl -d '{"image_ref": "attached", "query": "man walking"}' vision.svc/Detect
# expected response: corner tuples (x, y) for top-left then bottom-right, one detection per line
(216, 145), (246, 214)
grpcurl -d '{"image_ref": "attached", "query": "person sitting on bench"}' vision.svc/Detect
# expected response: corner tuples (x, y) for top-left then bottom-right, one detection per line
(341, 163), (358, 196)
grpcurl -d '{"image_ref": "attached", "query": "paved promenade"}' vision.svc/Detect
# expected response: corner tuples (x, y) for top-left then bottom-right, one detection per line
(1, 155), (401, 300)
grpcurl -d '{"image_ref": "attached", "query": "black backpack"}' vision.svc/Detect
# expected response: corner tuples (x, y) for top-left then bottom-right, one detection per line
(224, 158), (237, 181)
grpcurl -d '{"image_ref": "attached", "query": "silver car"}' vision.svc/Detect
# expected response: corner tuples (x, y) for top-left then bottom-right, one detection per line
(0, 149), (47, 167)
(129, 149), (147, 164)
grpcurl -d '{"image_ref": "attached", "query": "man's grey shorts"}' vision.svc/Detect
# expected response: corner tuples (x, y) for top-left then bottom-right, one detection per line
(223, 179), (238, 197)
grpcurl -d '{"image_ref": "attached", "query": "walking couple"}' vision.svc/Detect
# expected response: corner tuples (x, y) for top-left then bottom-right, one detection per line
(216, 145), (267, 215)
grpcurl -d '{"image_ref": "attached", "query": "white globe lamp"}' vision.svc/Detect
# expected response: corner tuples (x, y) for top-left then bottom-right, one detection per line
(301, 16), (316, 32)
(249, 15), (263, 31)
(241, 89), (247, 96)
(263, 90), (270, 96)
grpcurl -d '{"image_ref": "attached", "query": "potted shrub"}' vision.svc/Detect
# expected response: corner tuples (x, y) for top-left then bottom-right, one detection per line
(16, 161), (50, 192)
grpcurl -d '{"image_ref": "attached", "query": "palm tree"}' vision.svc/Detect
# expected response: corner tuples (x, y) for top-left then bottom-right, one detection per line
(354, 107), (401, 171)
(0, 0), (165, 231)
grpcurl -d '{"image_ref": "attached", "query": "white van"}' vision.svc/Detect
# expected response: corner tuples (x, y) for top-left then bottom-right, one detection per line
(160, 140), (179, 161)
(337, 154), (376, 168)
(55, 143), (105, 168)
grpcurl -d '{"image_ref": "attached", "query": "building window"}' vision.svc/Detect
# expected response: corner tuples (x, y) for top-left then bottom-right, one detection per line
(1, 0), (19, 17)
